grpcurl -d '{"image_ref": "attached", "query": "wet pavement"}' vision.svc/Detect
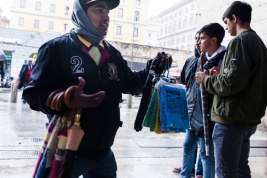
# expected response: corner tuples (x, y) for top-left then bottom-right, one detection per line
(0, 89), (267, 178)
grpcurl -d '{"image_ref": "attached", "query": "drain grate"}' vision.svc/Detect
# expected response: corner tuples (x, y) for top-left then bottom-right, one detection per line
(0, 150), (39, 159)
(0, 137), (43, 147)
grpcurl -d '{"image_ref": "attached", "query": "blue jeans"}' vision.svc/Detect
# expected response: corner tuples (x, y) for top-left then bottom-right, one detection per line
(212, 123), (257, 178)
(199, 137), (215, 178)
(180, 130), (199, 178)
(196, 149), (203, 176)
(71, 149), (117, 178)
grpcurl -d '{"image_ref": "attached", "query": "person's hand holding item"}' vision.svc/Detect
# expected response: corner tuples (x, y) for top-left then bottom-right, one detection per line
(151, 52), (173, 75)
(195, 70), (208, 84)
(65, 77), (105, 109)
(209, 67), (220, 75)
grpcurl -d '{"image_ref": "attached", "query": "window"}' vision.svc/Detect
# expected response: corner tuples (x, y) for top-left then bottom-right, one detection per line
(172, 39), (174, 46)
(165, 17), (168, 22)
(63, 24), (68, 31)
(162, 19), (164, 23)
(135, 0), (141, 6)
(118, 8), (123, 17)
(34, 20), (39, 28)
(183, 19), (187, 28)
(170, 15), (173, 20)
(19, 17), (24, 26)
(179, 10), (182, 16)
(168, 25), (171, 33)
(165, 26), (167, 34)
(163, 42), (166, 47)
(50, 4), (55, 13)
(185, 8), (188, 13)
(189, 17), (194, 26)
(173, 23), (176, 31)
(149, 34), (151, 38)
(20, 0), (26, 8)
(182, 37), (185, 43)
(116, 26), (122, 35)
(35, 2), (41, 11)
(188, 35), (192, 42)
(178, 21), (181, 29)
(176, 38), (180, 44)
(65, 6), (70, 15)
(133, 28), (138, 37)
(174, 13), (177, 18)
(191, 5), (195, 11)
(49, 22), (54, 30)
(134, 11), (140, 21)
(160, 28), (163, 35)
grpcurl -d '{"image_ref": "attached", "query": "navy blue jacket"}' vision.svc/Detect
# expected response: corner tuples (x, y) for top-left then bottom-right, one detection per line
(23, 29), (151, 160)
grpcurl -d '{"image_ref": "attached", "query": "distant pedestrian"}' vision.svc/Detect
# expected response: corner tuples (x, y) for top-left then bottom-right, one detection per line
(18, 58), (34, 103)
(195, 1), (267, 177)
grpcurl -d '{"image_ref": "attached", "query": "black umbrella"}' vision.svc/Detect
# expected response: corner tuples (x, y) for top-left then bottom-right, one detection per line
(0, 51), (7, 62)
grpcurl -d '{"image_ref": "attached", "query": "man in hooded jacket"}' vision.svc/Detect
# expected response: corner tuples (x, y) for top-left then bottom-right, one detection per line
(22, 0), (171, 177)
(179, 23), (226, 178)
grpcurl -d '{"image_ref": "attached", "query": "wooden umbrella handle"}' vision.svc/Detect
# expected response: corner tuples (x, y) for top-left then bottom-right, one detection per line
(46, 89), (62, 107)
(200, 52), (205, 72)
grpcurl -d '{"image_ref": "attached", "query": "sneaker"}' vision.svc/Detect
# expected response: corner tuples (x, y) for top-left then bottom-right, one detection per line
(173, 167), (195, 175)
(195, 175), (202, 178)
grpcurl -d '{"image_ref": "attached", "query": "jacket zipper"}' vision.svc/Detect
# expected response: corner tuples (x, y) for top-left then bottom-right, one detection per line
(99, 70), (101, 81)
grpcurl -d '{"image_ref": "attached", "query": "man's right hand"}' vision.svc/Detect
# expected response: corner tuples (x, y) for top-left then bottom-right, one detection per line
(209, 67), (220, 75)
(65, 77), (105, 109)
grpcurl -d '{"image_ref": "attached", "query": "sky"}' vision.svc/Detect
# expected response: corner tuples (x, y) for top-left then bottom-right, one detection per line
(0, 0), (177, 18)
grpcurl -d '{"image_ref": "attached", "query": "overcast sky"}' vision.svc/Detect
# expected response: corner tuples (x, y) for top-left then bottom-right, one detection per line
(0, 0), (177, 18)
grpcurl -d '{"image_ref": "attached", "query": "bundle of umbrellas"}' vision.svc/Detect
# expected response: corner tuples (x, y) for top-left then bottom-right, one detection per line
(33, 86), (84, 178)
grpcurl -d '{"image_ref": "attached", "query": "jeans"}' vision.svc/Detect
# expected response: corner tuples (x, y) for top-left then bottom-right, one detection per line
(180, 130), (199, 178)
(212, 123), (257, 178)
(199, 137), (215, 178)
(196, 150), (203, 176)
(71, 149), (117, 178)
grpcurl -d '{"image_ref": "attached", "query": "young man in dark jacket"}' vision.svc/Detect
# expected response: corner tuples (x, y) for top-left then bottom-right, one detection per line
(179, 23), (226, 178)
(196, 1), (267, 178)
(22, 0), (171, 177)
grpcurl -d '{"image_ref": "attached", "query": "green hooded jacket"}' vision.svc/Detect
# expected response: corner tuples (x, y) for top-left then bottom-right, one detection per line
(202, 29), (267, 126)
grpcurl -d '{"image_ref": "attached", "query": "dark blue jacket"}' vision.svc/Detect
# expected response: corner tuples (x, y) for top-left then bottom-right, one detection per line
(23, 29), (151, 160)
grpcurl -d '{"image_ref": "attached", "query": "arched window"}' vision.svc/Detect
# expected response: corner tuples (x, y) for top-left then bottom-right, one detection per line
(173, 23), (176, 31)
(189, 17), (194, 26)
(176, 38), (180, 44)
(188, 35), (192, 42)
(182, 37), (185, 43)
(178, 21), (181, 29)
(183, 19), (187, 28)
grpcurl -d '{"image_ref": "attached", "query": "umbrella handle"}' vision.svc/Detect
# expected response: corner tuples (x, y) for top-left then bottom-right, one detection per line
(200, 52), (205, 72)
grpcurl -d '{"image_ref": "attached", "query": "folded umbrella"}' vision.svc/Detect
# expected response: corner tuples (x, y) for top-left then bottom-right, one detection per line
(58, 108), (84, 178)
(32, 115), (59, 178)
(200, 52), (209, 156)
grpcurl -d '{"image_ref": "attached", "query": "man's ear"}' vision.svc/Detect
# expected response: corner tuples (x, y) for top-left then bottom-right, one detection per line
(232, 14), (237, 23)
(211, 37), (217, 45)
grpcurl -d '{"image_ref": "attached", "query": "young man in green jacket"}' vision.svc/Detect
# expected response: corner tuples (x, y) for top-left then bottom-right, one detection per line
(195, 1), (267, 178)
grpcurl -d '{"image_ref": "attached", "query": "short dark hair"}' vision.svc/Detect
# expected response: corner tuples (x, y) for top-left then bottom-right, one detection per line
(222, 1), (252, 23)
(198, 23), (225, 45)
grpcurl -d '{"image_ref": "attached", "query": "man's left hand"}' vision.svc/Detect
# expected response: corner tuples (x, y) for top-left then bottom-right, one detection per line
(195, 71), (208, 84)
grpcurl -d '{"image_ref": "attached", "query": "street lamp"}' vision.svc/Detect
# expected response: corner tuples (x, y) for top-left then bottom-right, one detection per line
(127, 14), (138, 108)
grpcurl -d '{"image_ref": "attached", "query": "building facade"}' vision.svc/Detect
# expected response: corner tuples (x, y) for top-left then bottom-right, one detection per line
(9, 0), (150, 44)
(0, 27), (192, 79)
(157, 0), (198, 51)
(196, 0), (267, 47)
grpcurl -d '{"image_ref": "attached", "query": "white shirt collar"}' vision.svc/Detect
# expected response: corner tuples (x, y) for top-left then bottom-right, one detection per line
(205, 45), (226, 60)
